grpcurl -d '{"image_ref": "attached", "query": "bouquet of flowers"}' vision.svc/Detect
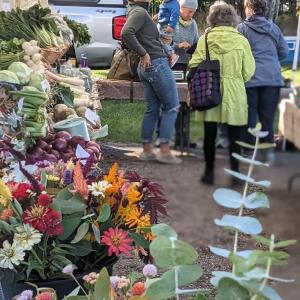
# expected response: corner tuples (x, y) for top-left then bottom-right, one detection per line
(0, 151), (168, 289)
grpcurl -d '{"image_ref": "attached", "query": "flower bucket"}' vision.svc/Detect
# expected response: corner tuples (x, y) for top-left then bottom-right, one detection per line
(1, 263), (115, 300)
(53, 117), (90, 141)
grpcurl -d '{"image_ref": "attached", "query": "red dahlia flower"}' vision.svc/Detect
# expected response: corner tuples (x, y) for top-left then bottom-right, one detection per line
(101, 227), (132, 256)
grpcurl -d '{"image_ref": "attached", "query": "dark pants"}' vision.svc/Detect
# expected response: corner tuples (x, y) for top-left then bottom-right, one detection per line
(244, 86), (280, 144)
(203, 122), (241, 171)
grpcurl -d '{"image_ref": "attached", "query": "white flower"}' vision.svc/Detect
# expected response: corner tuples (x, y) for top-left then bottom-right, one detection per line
(0, 240), (25, 269)
(14, 225), (42, 251)
(88, 181), (111, 197)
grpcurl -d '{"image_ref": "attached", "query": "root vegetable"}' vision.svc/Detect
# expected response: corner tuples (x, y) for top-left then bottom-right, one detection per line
(69, 136), (85, 148)
(22, 42), (31, 50)
(26, 60), (35, 68)
(55, 131), (72, 141)
(87, 146), (100, 156)
(24, 45), (34, 56)
(52, 138), (67, 151)
(32, 53), (42, 63)
(45, 70), (85, 87)
(29, 40), (38, 47)
(44, 153), (58, 163)
(86, 141), (101, 151)
(23, 55), (31, 62)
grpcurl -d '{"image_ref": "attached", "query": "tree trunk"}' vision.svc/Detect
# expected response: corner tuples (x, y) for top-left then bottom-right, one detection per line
(266, 0), (280, 21)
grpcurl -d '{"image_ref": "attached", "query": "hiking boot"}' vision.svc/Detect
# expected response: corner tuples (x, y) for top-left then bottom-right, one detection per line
(139, 152), (155, 161)
(155, 152), (182, 164)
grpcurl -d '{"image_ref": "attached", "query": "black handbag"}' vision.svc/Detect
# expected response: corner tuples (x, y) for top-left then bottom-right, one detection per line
(188, 32), (222, 111)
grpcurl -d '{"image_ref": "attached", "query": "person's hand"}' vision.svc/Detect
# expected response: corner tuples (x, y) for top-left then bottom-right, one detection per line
(165, 26), (174, 33)
(178, 42), (191, 49)
(140, 53), (151, 68)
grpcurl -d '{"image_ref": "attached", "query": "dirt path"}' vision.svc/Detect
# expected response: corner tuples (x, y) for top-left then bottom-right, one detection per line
(103, 143), (300, 299)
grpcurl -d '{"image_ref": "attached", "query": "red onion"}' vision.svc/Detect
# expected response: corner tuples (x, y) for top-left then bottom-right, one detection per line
(55, 131), (72, 141)
(52, 138), (67, 151)
(86, 141), (101, 151)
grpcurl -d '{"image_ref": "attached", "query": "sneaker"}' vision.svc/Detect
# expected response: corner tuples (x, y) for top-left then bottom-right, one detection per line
(155, 152), (182, 164)
(139, 152), (155, 161)
(170, 54), (179, 68)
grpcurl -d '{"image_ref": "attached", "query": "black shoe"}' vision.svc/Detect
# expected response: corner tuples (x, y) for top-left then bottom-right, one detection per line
(201, 170), (214, 185)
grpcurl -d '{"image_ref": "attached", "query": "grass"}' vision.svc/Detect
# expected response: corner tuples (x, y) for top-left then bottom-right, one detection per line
(96, 68), (298, 143)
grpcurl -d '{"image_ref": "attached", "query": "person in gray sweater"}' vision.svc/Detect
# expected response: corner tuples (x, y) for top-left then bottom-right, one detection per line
(237, 0), (288, 162)
(121, 0), (182, 164)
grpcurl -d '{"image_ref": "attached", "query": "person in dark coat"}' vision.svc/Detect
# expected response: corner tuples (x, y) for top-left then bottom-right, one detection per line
(237, 0), (288, 162)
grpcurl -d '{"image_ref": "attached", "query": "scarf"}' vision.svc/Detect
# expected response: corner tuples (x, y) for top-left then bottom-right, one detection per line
(179, 16), (193, 27)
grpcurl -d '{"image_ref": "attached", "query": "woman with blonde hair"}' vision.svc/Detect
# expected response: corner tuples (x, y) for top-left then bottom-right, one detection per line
(189, 1), (255, 185)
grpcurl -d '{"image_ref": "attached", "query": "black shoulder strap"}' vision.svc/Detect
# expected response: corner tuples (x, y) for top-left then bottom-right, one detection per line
(205, 32), (211, 61)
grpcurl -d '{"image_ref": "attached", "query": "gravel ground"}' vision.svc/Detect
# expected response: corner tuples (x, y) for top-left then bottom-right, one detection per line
(102, 143), (300, 299)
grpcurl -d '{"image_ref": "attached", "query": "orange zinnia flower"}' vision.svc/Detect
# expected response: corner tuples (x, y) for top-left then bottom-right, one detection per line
(0, 208), (13, 221)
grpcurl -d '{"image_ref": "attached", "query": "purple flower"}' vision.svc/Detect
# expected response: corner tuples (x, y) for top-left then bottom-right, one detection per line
(63, 170), (73, 185)
(110, 276), (121, 289)
(20, 290), (33, 300)
(62, 264), (75, 275)
(16, 296), (29, 300)
(143, 264), (157, 277)
(35, 160), (50, 168)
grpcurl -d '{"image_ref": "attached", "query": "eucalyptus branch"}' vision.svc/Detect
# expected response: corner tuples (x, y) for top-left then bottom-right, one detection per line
(232, 135), (259, 274)
(250, 234), (275, 300)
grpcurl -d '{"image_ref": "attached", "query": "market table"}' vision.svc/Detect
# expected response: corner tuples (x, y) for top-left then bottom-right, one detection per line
(278, 99), (300, 190)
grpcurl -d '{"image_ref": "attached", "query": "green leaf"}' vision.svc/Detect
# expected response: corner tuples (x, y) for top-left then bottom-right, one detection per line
(214, 215), (263, 235)
(93, 267), (111, 300)
(12, 199), (23, 216)
(40, 170), (47, 187)
(54, 192), (86, 215)
(193, 293), (208, 300)
(0, 220), (13, 233)
(232, 153), (269, 166)
(59, 212), (83, 240)
(55, 184), (73, 201)
(146, 277), (175, 300)
(92, 223), (101, 244)
(236, 141), (256, 149)
(213, 188), (243, 209)
(151, 223), (178, 239)
(150, 236), (198, 269)
(257, 143), (276, 149)
(253, 235), (271, 247)
(228, 254), (248, 275)
(248, 250), (289, 268)
(70, 240), (93, 257)
(274, 239), (297, 249)
(216, 278), (250, 300)
(163, 265), (203, 287)
(65, 286), (80, 297)
(129, 232), (150, 249)
(244, 193), (269, 209)
(242, 282), (282, 300)
(98, 204), (111, 222)
(209, 246), (252, 259)
(63, 296), (87, 300)
(71, 222), (89, 244)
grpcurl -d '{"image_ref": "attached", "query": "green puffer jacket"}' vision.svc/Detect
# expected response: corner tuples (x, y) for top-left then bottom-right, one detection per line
(189, 26), (255, 126)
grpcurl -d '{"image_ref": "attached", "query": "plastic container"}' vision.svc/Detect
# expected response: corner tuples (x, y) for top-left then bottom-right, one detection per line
(53, 117), (90, 141)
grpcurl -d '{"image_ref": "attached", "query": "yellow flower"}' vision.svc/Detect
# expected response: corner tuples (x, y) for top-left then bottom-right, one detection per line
(126, 184), (143, 205)
(46, 175), (60, 182)
(125, 206), (151, 229)
(0, 180), (11, 207)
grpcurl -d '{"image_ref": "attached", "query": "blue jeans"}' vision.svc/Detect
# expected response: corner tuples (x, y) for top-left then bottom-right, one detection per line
(138, 57), (180, 144)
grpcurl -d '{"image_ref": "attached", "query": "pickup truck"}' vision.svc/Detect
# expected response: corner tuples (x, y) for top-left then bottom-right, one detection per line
(49, 0), (127, 68)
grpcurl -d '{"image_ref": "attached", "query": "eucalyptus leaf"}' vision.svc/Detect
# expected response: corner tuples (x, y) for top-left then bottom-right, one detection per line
(129, 232), (150, 249)
(151, 223), (178, 239)
(244, 193), (270, 209)
(40, 170), (47, 188)
(243, 282), (282, 300)
(236, 141), (256, 149)
(53, 193), (86, 215)
(216, 278), (250, 300)
(71, 222), (89, 244)
(257, 143), (276, 149)
(146, 277), (175, 300)
(232, 153), (269, 167)
(253, 235), (271, 247)
(214, 215), (263, 235)
(213, 188), (243, 209)
(92, 223), (101, 244)
(224, 169), (254, 183)
(210, 271), (243, 287)
(98, 203), (111, 222)
(63, 296), (87, 300)
(209, 246), (252, 259)
(59, 212), (83, 240)
(150, 236), (198, 269)
(12, 199), (23, 216)
(70, 240), (93, 257)
(274, 239), (297, 249)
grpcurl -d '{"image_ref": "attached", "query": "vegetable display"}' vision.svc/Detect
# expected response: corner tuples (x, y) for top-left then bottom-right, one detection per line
(26, 132), (101, 163)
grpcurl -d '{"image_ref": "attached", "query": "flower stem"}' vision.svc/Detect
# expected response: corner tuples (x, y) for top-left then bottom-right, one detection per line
(71, 273), (90, 299)
(250, 234), (275, 300)
(31, 248), (43, 265)
(232, 135), (259, 274)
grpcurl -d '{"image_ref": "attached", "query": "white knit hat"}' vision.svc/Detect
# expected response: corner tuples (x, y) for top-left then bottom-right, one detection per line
(179, 0), (198, 10)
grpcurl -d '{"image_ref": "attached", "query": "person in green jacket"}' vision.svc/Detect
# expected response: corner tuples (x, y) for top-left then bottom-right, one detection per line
(189, 1), (255, 185)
